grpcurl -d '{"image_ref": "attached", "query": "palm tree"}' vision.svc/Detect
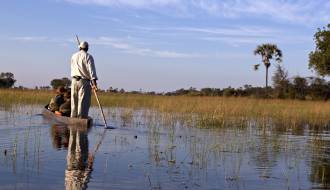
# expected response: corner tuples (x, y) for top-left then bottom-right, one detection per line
(254, 43), (283, 89)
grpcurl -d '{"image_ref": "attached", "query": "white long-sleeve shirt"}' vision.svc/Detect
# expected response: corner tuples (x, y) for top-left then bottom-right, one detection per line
(71, 50), (98, 80)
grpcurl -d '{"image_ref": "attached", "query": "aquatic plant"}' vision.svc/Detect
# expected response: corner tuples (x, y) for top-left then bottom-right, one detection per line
(1, 89), (330, 129)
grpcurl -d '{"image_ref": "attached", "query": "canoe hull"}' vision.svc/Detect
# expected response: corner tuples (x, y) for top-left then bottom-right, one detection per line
(42, 108), (93, 126)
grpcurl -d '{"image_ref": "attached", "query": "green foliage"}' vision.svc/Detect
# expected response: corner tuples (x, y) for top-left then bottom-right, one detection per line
(272, 64), (289, 99)
(223, 87), (236, 97)
(0, 72), (16, 88)
(254, 44), (283, 67)
(254, 43), (283, 88)
(308, 77), (329, 100)
(200, 88), (221, 96)
(50, 77), (71, 89)
(290, 76), (308, 100)
(309, 24), (330, 76)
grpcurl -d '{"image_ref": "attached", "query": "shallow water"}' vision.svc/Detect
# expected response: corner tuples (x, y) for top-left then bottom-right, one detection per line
(0, 105), (330, 190)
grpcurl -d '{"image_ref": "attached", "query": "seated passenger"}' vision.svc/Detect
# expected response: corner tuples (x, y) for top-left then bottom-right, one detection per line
(55, 90), (71, 117)
(48, 86), (66, 112)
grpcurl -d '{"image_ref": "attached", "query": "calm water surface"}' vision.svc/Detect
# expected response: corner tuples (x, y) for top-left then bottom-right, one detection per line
(0, 105), (329, 190)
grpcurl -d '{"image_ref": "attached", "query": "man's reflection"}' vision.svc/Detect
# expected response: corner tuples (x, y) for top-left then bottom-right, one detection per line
(50, 125), (70, 150)
(65, 127), (92, 190)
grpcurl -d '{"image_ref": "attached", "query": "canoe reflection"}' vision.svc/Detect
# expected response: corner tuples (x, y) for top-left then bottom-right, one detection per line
(65, 127), (93, 190)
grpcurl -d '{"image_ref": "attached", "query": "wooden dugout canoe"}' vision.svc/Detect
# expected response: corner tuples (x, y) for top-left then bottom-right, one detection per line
(42, 107), (93, 126)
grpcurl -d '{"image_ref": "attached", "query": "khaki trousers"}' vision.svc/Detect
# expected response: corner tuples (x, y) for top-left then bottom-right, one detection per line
(71, 78), (91, 118)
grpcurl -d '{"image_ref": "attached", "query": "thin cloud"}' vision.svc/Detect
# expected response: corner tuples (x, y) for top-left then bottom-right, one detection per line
(62, 0), (330, 24)
(167, 26), (278, 38)
(129, 25), (310, 46)
(11, 36), (49, 42)
(88, 36), (204, 58)
(192, 0), (330, 24)
(9, 35), (204, 58)
(64, 0), (180, 8)
(89, 15), (123, 23)
(10, 36), (71, 44)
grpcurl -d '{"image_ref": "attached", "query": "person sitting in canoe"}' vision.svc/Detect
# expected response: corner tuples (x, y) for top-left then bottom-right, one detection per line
(48, 86), (66, 112)
(55, 90), (71, 117)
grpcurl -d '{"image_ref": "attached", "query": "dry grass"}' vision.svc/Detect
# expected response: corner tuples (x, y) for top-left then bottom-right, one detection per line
(1, 89), (330, 128)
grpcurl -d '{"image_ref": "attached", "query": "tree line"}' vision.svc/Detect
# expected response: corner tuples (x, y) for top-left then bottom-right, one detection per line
(161, 74), (330, 101)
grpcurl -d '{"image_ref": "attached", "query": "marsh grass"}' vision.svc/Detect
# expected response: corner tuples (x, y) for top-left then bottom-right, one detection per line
(1, 89), (330, 128)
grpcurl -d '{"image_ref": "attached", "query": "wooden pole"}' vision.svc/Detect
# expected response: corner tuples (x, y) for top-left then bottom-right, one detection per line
(92, 88), (108, 128)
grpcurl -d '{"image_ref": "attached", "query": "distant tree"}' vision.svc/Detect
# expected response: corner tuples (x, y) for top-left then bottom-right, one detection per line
(107, 86), (113, 93)
(16, 86), (26, 89)
(308, 77), (329, 100)
(254, 44), (283, 89)
(39, 86), (51, 90)
(50, 77), (71, 89)
(0, 72), (16, 88)
(119, 88), (125, 93)
(61, 77), (71, 88)
(309, 24), (330, 76)
(187, 87), (199, 96)
(107, 87), (120, 93)
(200, 88), (212, 96)
(290, 76), (308, 100)
(241, 85), (268, 98)
(174, 88), (189, 96)
(272, 64), (289, 98)
(200, 88), (222, 96)
(146, 91), (156, 95)
(223, 86), (236, 97)
(130, 90), (141, 94)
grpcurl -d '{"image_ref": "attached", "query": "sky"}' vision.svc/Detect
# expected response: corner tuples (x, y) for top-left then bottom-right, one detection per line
(0, 0), (329, 92)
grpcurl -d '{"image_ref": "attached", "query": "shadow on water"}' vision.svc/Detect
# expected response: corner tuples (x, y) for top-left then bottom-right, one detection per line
(1, 105), (330, 189)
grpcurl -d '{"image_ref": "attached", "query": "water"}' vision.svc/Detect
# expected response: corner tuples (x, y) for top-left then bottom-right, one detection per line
(0, 105), (329, 189)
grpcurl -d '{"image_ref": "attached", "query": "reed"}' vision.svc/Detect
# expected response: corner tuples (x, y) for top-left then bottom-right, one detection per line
(1, 89), (330, 128)
(0, 89), (52, 107)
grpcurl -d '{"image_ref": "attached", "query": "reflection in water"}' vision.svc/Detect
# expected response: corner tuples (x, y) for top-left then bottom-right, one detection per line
(2, 107), (330, 189)
(249, 134), (280, 178)
(310, 135), (330, 189)
(50, 125), (70, 150)
(65, 127), (92, 190)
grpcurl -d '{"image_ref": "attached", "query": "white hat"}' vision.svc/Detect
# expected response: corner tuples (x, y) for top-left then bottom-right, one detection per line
(79, 41), (89, 49)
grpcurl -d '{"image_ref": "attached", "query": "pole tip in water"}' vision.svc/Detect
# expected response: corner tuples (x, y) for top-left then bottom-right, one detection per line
(105, 126), (115, 129)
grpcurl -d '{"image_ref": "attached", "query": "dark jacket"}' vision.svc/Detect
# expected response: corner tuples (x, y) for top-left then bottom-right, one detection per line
(60, 100), (71, 117)
(49, 94), (65, 112)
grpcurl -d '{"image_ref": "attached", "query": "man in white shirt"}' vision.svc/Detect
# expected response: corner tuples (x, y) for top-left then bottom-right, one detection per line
(71, 41), (98, 118)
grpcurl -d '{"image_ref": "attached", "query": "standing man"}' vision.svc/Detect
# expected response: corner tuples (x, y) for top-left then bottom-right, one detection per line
(71, 41), (98, 118)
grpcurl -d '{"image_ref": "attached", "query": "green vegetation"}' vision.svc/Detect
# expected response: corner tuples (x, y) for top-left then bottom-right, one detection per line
(309, 24), (330, 76)
(0, 89), (52, 107)
(254, 43), (283, 89)
(0, 72), (16, 88)
(1, 89), (329, 128)
(272, 64), (289, 99)
(50, 77), (71, 89)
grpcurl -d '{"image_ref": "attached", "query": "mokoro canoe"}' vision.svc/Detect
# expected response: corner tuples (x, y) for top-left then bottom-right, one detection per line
(42, 107), (93, 126)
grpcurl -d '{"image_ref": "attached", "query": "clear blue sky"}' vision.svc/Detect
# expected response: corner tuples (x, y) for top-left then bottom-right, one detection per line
(0, 0), (329, 91)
